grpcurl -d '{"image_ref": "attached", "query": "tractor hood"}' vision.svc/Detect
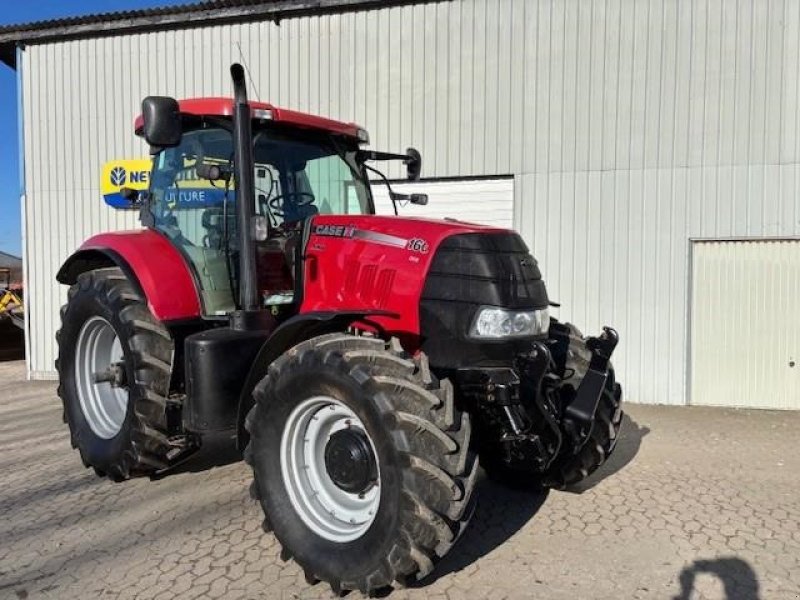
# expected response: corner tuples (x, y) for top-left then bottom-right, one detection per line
(299, 214), (549, 345)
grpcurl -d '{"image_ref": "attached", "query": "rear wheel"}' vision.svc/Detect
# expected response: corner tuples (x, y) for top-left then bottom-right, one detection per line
(245, 334), (478, 594)
(56, 267), (174, 481)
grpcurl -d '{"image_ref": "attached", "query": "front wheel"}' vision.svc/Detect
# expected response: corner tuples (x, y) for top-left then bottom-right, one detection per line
(479, 322), (623, 490)
(244, 334), (478, 595)
(543, 322), (623, 488)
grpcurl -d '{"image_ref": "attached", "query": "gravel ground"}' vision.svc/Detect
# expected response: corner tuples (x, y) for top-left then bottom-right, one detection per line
(0, 357), (798, 600)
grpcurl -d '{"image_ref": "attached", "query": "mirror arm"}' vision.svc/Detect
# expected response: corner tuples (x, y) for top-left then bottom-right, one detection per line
(356, 147), (421, 181)
(356, 150), (410, 162)
(363, 164), (399, 216)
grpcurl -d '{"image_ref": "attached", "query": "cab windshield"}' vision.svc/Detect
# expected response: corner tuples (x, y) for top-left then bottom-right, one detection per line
(148, 125), (371, 315)
(149, 126), (371, 237)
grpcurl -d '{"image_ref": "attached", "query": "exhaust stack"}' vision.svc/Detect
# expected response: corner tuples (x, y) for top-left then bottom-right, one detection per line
(230, 63), (259, 319)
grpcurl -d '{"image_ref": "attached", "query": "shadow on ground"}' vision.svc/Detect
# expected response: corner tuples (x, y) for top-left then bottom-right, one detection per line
(0, 321), (24, 362)
(673, 557), (760, 600)
(564, 412), (650, 493)
(418, 413), (648, 585)
(417, 475), (549, 586)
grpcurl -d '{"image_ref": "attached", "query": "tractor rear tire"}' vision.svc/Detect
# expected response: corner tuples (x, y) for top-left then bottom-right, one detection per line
(244, 333), (478, 595)
(543, 323), (623, 488)
(56, 267), (174, 481)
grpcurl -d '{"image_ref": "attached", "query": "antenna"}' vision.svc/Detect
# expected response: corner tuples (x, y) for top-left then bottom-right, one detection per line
(235, 42), (262, 102)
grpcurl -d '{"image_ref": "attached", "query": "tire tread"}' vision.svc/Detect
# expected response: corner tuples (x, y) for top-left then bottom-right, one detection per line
(245, 333), (477, 593)
(545, 323), (624, 488)
(55, 267), (174, 481)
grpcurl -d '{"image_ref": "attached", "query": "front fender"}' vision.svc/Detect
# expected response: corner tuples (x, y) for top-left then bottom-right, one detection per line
(57, 230), (202, 322)
(235, 310), (397, 451)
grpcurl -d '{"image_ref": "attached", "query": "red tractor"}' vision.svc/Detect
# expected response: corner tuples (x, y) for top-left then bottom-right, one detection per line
(56, 64), (622, 594)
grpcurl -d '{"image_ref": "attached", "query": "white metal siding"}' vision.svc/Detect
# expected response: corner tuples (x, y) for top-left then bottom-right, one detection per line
(19, 0), (800, 406)
(690, 240), (800, 410)
(372, 178), (514, 227)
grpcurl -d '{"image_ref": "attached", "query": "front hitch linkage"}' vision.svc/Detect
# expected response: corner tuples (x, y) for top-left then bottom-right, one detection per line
(563, 327), (619, 448)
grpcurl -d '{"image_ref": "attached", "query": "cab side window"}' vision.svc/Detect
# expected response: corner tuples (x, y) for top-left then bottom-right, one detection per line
(149, 128), (237, 316)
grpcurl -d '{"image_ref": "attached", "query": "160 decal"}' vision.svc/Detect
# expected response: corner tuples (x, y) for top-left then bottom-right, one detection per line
(407, 238), (429, 254)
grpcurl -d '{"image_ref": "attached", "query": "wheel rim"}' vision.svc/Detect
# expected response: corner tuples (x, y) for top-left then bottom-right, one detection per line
(280, 396), (381, 542)
(74, 316), (129, 439)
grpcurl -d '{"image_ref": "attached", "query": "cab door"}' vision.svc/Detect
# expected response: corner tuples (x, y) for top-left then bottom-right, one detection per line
(148, 128), (237, 317)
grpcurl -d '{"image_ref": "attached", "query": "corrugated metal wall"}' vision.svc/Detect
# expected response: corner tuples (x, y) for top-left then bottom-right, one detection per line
(20, 0), (800, 406)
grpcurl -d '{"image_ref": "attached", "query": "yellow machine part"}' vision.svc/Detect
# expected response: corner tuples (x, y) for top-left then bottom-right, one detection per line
(0, 289), (24, 329)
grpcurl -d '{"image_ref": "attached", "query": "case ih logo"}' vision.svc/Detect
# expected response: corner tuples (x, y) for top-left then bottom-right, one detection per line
(314, 224), (355, 238)
(407, 238), (429, 254)
(110, 166), (127, 186)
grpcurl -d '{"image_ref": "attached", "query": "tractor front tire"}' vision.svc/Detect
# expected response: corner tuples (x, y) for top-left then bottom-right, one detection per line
(544, 323), (623, 488)
(56, 267), (174, 481)
(245, 334), (478, 595)
(479, 322), (623, 491)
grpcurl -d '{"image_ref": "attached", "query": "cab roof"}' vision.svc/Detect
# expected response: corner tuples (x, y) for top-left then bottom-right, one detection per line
(134, 97), (366, 141)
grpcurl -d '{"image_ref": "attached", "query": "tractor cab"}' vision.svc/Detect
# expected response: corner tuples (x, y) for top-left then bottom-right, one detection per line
(139, 107), (372, 317)
(134, 94), (421, 323)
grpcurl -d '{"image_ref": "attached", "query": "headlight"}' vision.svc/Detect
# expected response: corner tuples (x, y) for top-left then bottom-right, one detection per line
(469, 307), (550, 339)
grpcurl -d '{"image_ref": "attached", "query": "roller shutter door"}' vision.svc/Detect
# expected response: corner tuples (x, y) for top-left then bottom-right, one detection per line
(690, 240), (800, 409)
(372, 178), (514, 228)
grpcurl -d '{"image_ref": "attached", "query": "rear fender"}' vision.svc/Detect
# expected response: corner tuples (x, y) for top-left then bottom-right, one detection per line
(56, 230), (202, 322)
(235, 310), (397, 451)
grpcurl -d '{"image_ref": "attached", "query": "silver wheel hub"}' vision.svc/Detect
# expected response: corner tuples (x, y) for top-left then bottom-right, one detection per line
(280, 396), (381, 543)
(74, 316), (129, 439)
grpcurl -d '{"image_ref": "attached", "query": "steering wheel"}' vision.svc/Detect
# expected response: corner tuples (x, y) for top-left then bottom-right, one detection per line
(268, 192), (316, 217)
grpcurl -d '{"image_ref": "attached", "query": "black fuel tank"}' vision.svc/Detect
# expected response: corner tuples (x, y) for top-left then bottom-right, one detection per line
(183, 328), (270, 432)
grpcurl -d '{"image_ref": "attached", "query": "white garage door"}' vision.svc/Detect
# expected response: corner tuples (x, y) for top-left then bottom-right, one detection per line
(690, 240), (800, 410)
(371, 178), (514, 228)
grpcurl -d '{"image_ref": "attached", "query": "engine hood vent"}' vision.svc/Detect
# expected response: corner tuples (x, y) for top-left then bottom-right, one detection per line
(422, 232), (549, 310)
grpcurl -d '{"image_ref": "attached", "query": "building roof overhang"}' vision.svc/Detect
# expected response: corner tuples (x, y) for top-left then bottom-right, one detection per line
(0, 0), (441, 68)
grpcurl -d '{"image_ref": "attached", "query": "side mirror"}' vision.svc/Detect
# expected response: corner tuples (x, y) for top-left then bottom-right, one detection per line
(405, 147), (422, 181)
(141, 96), (182, 148)
(389, 192), (428, 205)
